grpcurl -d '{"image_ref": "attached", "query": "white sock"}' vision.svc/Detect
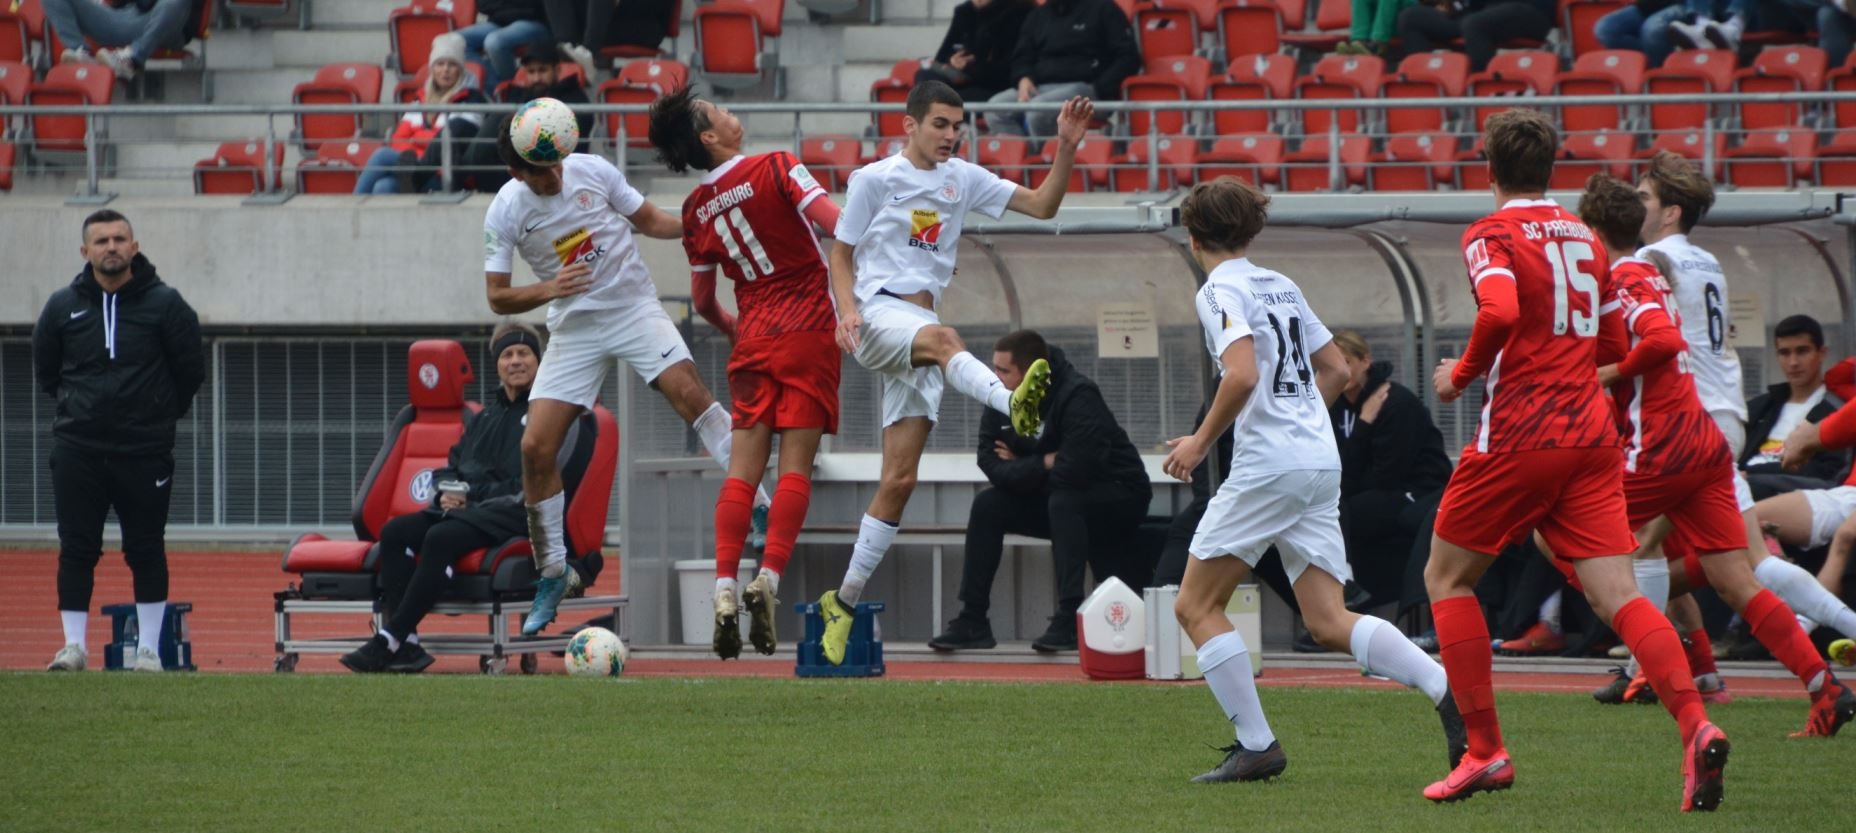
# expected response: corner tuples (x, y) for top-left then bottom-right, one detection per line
(1633, 558), (1669, 613)
(60, 610), (87, 650)
(693, 403), (774, 509)
(946, 352), (1012, 414)
(1198, 630), (1276, 752)
(838, 514), (898, 606)
(1539, 590), (1562, 634)
(380, 629), (402, 652)
(759, 567), (781, 595)
(1755, 555), (1856, 639)
(1722, 13), (1744, 36)
(527, 491), (567, 578)
(1696, 671), (1723, 691)
(406, 633), (420, 645)
(716, 576), (737, 596)
(1349, 615), (1450, 705)
(1626, 657), (1640, 677)
(135, 602), (165, 654)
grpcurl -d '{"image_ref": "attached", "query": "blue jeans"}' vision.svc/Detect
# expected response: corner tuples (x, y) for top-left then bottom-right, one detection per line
(354, 147), (406, 194)
(40, 0), (189, 63)
(984, 81), (1095, 138)
(1595, 5), (1687, 66)
(457, 19), (551, 89)
(1758, 0), (1855, 66)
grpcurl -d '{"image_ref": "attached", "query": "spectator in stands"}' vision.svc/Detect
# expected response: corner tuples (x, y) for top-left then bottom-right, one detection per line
(1338, 0), (1413, 56)
(986, 0), (1138, 138)
(458, 0), (553, 90)
(1393, 0), (1556, 72)
(1594, 0), (1689, 66)
(354, 33), (486, 195)
(35, 210), (205, 673)
(41, 0), (206, 80)
(1671, 0), (1852, 66)
(340, 323), (543, 673)
(917, 0), (1035, 103)
(928, 331), (1152, 653)
(543, 0), (676, 75)
(466, 45), (593, 193)
(1742, 314), (1849, 497)
(1327, 331), (1453, 609)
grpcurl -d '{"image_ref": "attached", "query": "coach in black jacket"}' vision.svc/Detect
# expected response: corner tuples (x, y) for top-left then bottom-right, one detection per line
(930, 331), (1152, 653)
(34, 210), (204, 673)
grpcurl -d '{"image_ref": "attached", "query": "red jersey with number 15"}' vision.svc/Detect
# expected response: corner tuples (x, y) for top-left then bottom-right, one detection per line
(1597, 257), (1733, 476)
(681, 151), (836, 339)
(1459, 200), (1620, 454)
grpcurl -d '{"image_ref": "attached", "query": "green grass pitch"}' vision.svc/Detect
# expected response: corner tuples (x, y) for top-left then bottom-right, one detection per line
(1, 673), (1845, 831)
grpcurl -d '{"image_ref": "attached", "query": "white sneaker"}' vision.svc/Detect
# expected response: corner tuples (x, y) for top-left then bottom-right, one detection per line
(97, 47), (136, 80)
(47, 643), (87, 671)
(712, 586), (742, 660)
(1608, 643), (1632, 659)
(1667, 18), (1706, 51)
(133, 645), (163, 672)
(1697, 18), (1739, 51)
(60, 47), (95, 65)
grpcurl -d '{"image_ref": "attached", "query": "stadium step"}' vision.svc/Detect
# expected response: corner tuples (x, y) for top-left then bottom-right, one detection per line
(836, 62), (895, 103)
(310, 0), (393, 30)
(271, 30), (386, 69)
(204, 30), (281, 72)
(211, 70), (311, 107)
(839, 24), (943, 62)
(113, 113), (278, 142)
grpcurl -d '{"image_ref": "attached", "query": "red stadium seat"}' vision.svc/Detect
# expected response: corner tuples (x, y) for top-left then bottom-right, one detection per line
(1722, 126), (1815, 188)
(1555, 50), (1645, 134)
(0, 60), (27, 135)
(0, 2), (29, 64)
(1113, 135), (1198, 191)
(1217, 0), (1283, 63)
(1734, 46), (1827, 132)
(296, 140), (380, 193)
(1282, 0), (1348, 52)
(861, 136), (907, 164)
(1294, 53), (1382, 134)
(1829, 65), (1856, 128)
(1563, 0), (1626, 57)
(1200, 133), (1283, 187)
(1467, 49), (1557, 128)
(869, 78), (910, 138)
(693, 0), (783, 93)
(1030, 133), (1113, 191)
(1813, 133), (1856, 186)
(1133, 3), (1200, 63)
(618, 57), (690, 93)
(1282, 132), (1368, 191)
(1456, 147), (1490, 191)
(387, 0), (474, 76)
(595, 78), (658, 148)
(1166, 0), (1223, 29)
(976, 135), (1031, 184)
(1381, 52), (1468, 134)
(799, 134), (861, 192)
(1211, 54), (1293, 134)
(0, 138), (13, 191)
(26, 62), (112, 156)
(1388, 50), (1469, 96)
(1552, 130), (1632, 189)
(292, 63), (383, 153)
(1645, 49), (1735, 131)
(192, 139), (283, 195)
(1124, 58), (1210, 137)
(1271, 0), (1307, 26)
(602, 0), (681, 60)
(1224, 51), (1296, 98)
(1373, 133), (1458, 191)
(1635, 130), (1726, 179)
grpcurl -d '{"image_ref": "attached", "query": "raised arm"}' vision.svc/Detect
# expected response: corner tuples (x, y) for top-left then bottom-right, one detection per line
(1005, 97), (1094, 220)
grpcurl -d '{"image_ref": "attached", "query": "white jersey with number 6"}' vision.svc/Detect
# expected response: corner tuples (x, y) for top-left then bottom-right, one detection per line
(1194, 257), (1340, 476)
(1640, 233), (1745, 421)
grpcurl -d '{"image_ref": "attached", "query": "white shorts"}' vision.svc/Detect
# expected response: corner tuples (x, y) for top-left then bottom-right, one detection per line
(1733, 470), (1754, 513)
(852, 294), (943, 428)
(1802, 485), (1856, 549)
(1190, 469), (1350, 584)
(529, 302), (692, 407)
(1712, 410), (1746, 459)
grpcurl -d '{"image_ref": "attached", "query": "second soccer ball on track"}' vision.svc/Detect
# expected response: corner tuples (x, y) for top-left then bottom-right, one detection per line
(564, 626), (627, 677)
(510, 97), (580, 166)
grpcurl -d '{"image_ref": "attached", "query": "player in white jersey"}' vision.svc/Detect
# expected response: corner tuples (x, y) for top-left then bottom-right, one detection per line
(483, 126), (768, 635)
(813, 80), (1087, 664)
(1160, 177), (1465, 783)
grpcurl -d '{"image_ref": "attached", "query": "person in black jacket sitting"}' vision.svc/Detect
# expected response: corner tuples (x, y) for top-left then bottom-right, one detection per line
(467, 44), (594, 194)
(929, 331), (1152, 652)
(984, 0), (1139, 138)
(1741, 315), (1849, 498)
(916, 0), (1034, 103)
(1393, 0), (1556, 72)
(341, 323), (544, 673)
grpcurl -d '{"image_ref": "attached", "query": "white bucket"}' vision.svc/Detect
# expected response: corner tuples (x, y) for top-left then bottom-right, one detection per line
(673, 559), (758, 646)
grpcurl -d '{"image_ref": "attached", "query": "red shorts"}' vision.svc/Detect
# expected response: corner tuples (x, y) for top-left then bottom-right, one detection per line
(1623, 461), (1746, 555)
(1660, 527), (1711, 590)
(1434, 446), (1636, 559)
(728, 330), (841, 433)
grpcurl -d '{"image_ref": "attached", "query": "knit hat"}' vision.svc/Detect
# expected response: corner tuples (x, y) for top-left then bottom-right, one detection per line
(428, 32), (466, 70)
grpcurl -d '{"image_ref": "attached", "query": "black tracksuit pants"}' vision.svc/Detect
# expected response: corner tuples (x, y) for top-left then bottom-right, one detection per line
(376, 511), (500, 640)
(957, 483), (1151, 620)
(52, 444), (174, 610)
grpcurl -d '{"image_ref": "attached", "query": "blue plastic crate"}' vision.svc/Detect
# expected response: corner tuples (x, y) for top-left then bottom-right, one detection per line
(794, 600), (885, 677)
(101, 602), (196, 671)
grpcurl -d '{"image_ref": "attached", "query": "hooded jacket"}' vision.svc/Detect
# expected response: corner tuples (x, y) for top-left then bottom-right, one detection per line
(33, 253), (205, 456)
(1328, 360), (1452, 498)
(1008, 0), (1141, 100)
(429, 384), (531, 541)
(976, 346), (1151, 496)
(1742, 380), (1849, 482)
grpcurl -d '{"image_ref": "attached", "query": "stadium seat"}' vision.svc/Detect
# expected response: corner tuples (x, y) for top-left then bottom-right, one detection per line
(0, 137), (13, 191)
(1467, 49), (1557, 128)
(693, 0), (784, 95)
(1813, 133), (1856, 186)
(0, 0), (30, 64)
(1282, 0), (1347, 52)
(1282, 132), (1368, 191)
(1635, 129), (1725, 179)
(1829, 63), (1856, 129)
(1217, 0), (1283, 63)
(1381, 52), (1469, 134)
(1562, 0), (1626, 57)
(388, 0), (475, 76)
(1030, 133), (1113, 191)
(1123, 56), (1210, 137)
(1722, 126), (1815, 188)
(1372, 133), (1458, 191)
(1200, 133), (1283, 187)
(1210, 53), (1294, 134)
(602, 0), (681, 60)
(1113, 135), (1197, 191)
(1552, 130), (1632, 189)
(1555, 50), (1645, 134)
(292, 63), (383, 153)
(976, 135), (1030, 184)
(192, 140), (284, 195)
(1733, 46), (1827, 132)
(1456, 144), (1490, 191)
(799, 134), (861, 192)
(862, 135), (907, 164)
(599, 62), (685, 147)
(295, 140), (380, 193)
(1645, 49), (1735, 131)
(869, 76), (911, 138)
(0, 60), (27, 135)
(619, 57), (689, 94)
(26, 62), (111, 157)
(1294, 53), (1383, 134)
(1132, 3), (1201, 63)
(1167, 0), (1223, 30)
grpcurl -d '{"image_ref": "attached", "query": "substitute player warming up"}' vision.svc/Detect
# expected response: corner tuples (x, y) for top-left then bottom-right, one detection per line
(648, 88), (845, 659)
(1423, 110), (1728, 811)
(1162, 178), (1466, 784)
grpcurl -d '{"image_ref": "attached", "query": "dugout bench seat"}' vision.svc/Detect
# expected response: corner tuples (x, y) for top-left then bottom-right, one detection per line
(273, 340), (625, 675)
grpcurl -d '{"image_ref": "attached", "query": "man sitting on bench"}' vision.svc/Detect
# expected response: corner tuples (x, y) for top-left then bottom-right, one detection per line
(929, 330), (1152, 652)
(342, 324), (543, 673)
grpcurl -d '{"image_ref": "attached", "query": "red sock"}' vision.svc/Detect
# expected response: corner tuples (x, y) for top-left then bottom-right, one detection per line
(1432, 595), (1503, 759)
(1612, 597), (1706, 742)
(1744, 589), (1829, 691)
(1684, 629), (1718, 677)
(762, 473), (811, 577)
(714, 478), (756, 580)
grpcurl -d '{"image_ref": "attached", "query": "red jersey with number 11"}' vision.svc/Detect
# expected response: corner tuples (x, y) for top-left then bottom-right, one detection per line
(1457, 200), (1619, 454)
(681, 152), (836, 339)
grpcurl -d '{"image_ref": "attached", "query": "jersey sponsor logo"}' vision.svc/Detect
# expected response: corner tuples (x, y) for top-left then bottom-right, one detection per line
(574, 190), (596, 211)
(1200, 285), (1229, 329)
(1464, 238), (1491, 274)
(908, 209), (943, 251)
(788, 163), (820, 193)
(551, 227), (605, 266)
(696, 181), (756, 225)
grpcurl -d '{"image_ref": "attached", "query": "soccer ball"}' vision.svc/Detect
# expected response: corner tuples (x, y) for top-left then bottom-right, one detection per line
(509, 97), (579, 166)
(564, 626), (626, 677)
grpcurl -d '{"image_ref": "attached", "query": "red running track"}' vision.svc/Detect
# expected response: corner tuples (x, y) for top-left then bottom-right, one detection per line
(0, 550), (1809, 697)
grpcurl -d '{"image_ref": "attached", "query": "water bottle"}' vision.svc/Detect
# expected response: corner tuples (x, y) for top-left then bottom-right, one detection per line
(122, 611), (139, 670)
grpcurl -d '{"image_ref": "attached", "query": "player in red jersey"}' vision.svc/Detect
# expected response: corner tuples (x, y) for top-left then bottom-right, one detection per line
(648, 87), (843, 659)
(1574, 173), (1855, 737)
(1422, 109), (1728, 810)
